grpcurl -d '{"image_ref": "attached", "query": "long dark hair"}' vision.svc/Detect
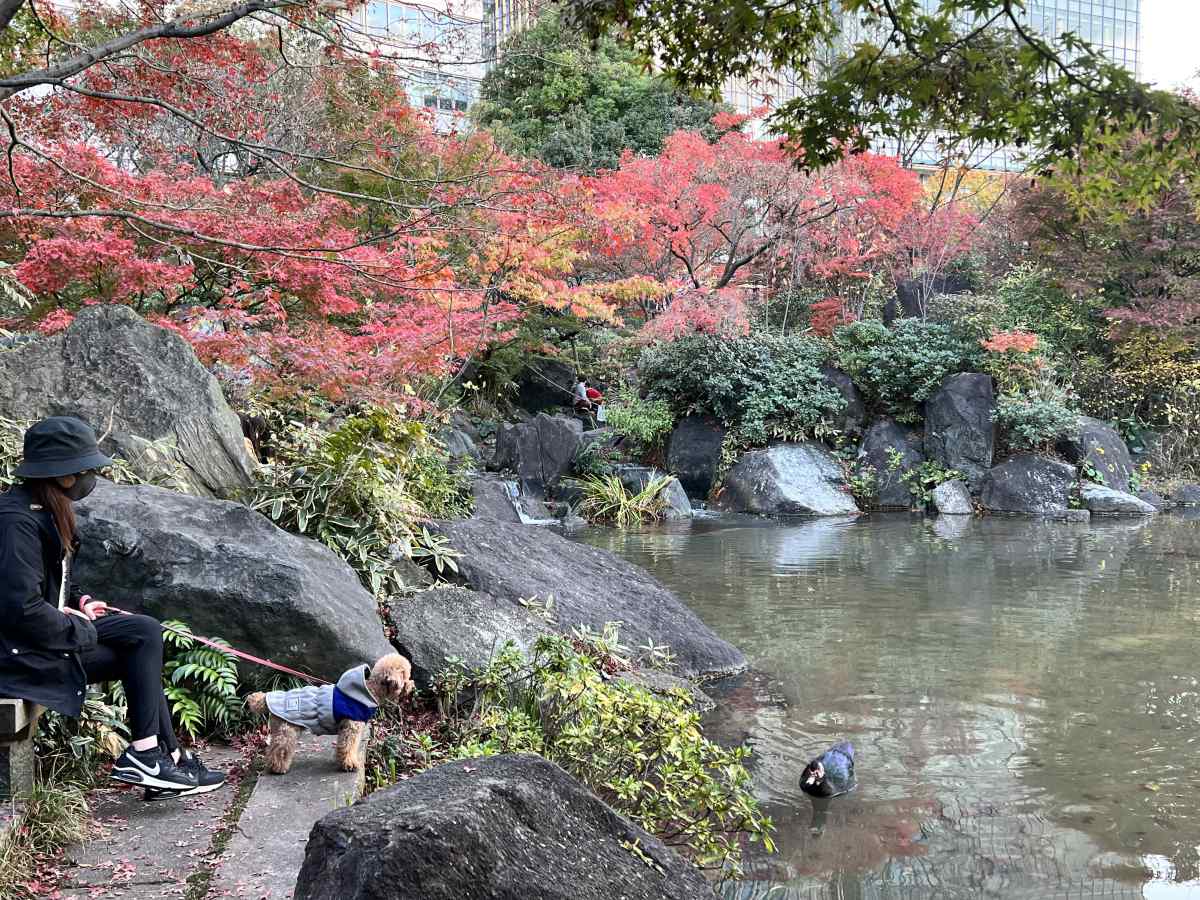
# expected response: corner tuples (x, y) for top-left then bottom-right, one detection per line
(27, 479), (77, 554)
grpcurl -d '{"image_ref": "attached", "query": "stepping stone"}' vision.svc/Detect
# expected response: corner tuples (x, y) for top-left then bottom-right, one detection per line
(208, 731), (365, 900)
(58, 744), (243, 899)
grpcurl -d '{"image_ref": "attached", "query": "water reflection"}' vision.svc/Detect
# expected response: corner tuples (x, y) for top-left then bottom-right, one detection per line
(574, 514), (1200, 899)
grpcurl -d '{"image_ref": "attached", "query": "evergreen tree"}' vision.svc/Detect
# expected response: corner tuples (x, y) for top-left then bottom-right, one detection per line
(474, 10), (729, 171)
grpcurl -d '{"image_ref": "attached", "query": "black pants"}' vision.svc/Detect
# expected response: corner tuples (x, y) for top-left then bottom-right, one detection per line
(80, 614), (178, 754)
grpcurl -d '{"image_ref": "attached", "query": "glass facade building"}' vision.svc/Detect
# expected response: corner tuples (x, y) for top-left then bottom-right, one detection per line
(1024, 0), (1140, 74)
(727, 0), (1142, 170)
(341, 0), (485, 132)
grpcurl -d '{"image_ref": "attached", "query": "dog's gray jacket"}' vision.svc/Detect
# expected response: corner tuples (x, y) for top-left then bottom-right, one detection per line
(264, 664), (378, 735)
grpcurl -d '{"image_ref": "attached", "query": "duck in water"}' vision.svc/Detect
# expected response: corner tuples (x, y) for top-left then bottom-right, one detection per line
(800, 741), (856, 798)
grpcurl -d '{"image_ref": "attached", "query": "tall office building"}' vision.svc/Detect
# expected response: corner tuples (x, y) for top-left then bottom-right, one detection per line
(725, 0), (1142, 169)
(482, 0), (541, 64)
(342, 0), (486, 130)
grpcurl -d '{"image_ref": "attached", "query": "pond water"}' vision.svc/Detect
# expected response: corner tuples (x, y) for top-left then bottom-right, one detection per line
(575, 512), (1200, 900)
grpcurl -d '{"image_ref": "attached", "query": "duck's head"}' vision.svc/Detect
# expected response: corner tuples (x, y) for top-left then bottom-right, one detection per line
(803, 760), (826, 788)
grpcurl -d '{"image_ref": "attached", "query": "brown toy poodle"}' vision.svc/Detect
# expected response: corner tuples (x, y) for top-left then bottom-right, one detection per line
(246, 652), (413, 774)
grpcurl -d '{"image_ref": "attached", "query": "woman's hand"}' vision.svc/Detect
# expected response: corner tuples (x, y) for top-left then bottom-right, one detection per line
(77, 595), (109, 620)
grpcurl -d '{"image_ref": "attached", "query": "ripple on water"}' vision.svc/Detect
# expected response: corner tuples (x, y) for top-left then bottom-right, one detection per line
(574, 513), (1200, 898)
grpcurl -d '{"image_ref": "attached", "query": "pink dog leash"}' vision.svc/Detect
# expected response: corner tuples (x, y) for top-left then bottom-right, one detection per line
(95, 601), (330, 686)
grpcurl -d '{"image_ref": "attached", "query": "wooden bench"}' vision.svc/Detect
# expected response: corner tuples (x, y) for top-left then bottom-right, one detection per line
(0, 699), (42, 803)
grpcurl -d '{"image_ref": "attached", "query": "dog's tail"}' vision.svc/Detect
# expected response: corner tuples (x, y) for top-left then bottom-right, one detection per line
(246, 691), (268, 714)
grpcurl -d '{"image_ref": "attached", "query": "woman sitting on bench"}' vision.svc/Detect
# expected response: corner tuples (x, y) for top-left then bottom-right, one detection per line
(0, 416), (226, 801)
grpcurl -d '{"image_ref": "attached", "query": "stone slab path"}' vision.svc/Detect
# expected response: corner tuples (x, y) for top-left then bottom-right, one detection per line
(207, 732), (365, 900)
(57, 745), (244, 899)
(56, 732), (366, 900)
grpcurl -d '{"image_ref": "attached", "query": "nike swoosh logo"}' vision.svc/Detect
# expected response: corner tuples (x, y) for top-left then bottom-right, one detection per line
(118, 759), (160, 777)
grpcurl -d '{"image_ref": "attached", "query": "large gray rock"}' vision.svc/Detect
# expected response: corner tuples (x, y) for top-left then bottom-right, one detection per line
(437, 413), (481, 464)
(714, 443), (859, 517)
(294, 754), (717, 900)
(433, 518), (746, 678)
(389, 587), (552, 690)
(1058, 416), (1133, 493)
(979, 454), (1077, 518)
(666, 416), (725, 499)
(493, 414), (583, 497)
(1080, 482), (1157, 517)
(0, 306), (255, 497)
(856, 418), (923, 509)
(924, 373), (995, 490)
(821, 366), (867, 437)
(933, 479), (973, 516)
(74, 480), (392, 681)
(515, 358), (578, 414)
(614, 465), (692, 519)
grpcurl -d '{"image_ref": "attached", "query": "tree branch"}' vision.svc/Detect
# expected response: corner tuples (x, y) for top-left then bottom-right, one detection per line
(0, 0), (304, 100)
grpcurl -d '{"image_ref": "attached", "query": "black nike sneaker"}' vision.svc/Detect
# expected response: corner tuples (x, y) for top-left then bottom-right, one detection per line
(177, 748), (226, 794)
(110, 746), (199, 791)
(142, 747), (226, 801)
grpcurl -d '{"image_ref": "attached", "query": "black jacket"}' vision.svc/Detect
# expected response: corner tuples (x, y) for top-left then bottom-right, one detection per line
(0, 484), (96, 716)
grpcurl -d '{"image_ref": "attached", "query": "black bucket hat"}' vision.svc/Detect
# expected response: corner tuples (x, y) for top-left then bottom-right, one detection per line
(14, 416), (114, 479)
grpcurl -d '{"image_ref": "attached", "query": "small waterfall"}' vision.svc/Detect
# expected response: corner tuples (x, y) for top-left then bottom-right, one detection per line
(498, 478), (558, 526)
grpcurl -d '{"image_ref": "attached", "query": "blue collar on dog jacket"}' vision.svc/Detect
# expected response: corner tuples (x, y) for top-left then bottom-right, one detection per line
(264, 664), (379, 735)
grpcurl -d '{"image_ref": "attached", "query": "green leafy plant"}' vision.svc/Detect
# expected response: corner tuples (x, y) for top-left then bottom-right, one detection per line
(420, 631), (774, 875)
(1128, 460), (1151, 493)
(831, 319), (981, 422)
(572, 439), (622, 480)
(640, 333), (845, 447)
(602, 389), (674, 453)
(847, 463), (878, 504)
(34, 688), (129, 786)
(159, 620), (241, 740)
(901, 461), (963, 505)
(1081, 459), (1106, 486)
(576, 473), (672, 528)
(253, 406), (471, 596)
(402, 526), (460, 577)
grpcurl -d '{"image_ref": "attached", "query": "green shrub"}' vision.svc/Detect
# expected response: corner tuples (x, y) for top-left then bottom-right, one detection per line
(253, 406), (470, 596)
(602, 389), (674, 452)
(926, 291), (1009, 342)
(831, 319), (981, 422)
(994, 264), (1106, 358)
(993, 387), (1080, 452)
(640, 333), (844, 446)
(418, 631), (774, 875)
(901, 460), (963, 505)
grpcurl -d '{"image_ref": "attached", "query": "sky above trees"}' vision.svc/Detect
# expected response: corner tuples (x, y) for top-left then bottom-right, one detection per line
(1142, 0), (1200, 90)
